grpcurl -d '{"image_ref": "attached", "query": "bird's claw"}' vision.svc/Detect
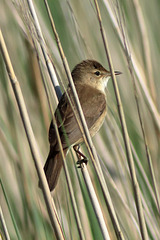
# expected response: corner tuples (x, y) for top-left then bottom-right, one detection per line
(74, 144), (88, 168)
(76, 158), (88, 168)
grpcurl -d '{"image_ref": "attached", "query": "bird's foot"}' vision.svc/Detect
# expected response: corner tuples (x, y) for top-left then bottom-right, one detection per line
(76, 158), (88, 168)
(73, 144), (88, 168)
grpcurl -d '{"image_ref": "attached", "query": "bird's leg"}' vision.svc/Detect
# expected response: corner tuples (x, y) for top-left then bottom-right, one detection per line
(73, 145), (88, 168)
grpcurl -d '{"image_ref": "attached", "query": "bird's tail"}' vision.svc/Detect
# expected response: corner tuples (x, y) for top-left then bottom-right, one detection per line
(39, 148), (67, 191)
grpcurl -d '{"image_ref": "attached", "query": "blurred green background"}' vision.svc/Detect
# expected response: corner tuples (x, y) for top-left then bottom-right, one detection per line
(0, 0), (160, 239)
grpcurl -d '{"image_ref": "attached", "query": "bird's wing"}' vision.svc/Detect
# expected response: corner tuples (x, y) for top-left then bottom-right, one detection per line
(48, 91), (68, 146)
(49, 84), (106, 149)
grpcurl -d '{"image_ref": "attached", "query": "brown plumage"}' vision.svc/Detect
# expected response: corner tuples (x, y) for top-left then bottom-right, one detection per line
(42, 60), (121, 191)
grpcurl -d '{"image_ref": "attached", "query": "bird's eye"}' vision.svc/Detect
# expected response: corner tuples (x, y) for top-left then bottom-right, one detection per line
(95, 71), (101, 76)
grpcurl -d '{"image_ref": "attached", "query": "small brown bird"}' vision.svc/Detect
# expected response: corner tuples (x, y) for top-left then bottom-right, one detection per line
(43, 60), (121, 191)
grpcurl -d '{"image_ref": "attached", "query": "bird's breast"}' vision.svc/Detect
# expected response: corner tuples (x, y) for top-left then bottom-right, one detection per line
(76, 83), (107, 138)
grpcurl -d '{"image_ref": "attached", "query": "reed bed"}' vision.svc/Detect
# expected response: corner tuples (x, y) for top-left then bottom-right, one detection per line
(0, 0), (160, 239)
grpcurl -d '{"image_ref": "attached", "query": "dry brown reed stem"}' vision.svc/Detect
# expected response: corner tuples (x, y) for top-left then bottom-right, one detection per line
(0, 206), (11, 240)
(132, 0), (156, 103)
(93, 0), (148, 239)
(40, 0), (112, 238)
(43, 0), (124, 239)
(0, 29), (65, 240)
(124, 37), (160, 215)
(26, 0), (61, 100)
(25, 1), (87, 238)
(81, 166), (111, 240)
(0, 180), (22, 240)
(26, 43), (50, 130)
(38, 47), (86, 240)
(103, 0), (160, 133)
(117, 1), (160, 215)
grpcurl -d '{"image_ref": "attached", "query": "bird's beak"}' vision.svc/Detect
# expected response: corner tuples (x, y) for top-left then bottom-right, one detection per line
(114, 71), (122, 76)
(106, 70), (122, 77)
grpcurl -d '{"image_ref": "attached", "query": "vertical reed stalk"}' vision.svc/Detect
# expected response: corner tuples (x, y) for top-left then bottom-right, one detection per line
(0, 29), (65, 240)
(93, 0), (148, 239)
